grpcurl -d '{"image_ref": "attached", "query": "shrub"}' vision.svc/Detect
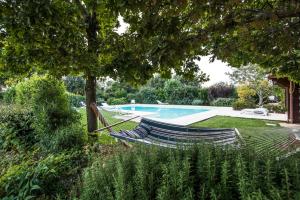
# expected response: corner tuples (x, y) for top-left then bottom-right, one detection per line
(137, 87), (158, 104)
(265, 103), (287, 113)
(211, 98), (235, 107)
(80, 145), (300, 200)
(207, 82), (236, 100)
(67, 92), (85, 107)
(107, 97), (128, 105)
(232, 99), (256, 110)
(0, 160), (33, 198)
(127, 93), (136, 101)
(164, 80), (199, 105)
(48, 124), (86, 153)
(0, 92), (3, 102)
(34, 151), (87, 197)
(15, 75), (79, 132)
(63, 76), (85, 95)
(198, 88), (209, 105)
(192, 99), (205, 105)
(96, 97), (105, 106)
(3, 87), (16, 104)
(0, 105), (35, 151)
(0, 151), (87, 199)
(236, 84), (256, 102)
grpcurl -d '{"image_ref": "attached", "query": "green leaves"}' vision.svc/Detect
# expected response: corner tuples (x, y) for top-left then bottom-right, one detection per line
(80, 144), (300, 200)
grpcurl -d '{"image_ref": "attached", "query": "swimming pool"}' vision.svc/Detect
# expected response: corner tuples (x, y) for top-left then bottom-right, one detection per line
(119, 105), (209, 119)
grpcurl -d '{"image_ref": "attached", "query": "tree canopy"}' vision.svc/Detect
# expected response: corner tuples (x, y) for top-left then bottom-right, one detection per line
(228, 64), (273, 106)
(116, 0), (300, 82)
(1, 0), (300, 130)
(0, 0), (208, 131)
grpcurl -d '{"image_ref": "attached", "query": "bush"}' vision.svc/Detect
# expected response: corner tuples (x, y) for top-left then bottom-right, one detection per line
(232, 100), (256, 110)
(164, 80), (199, 105)
(3, 87), (16, 104)
(198, 88), (209, 105)
(48, 124), (86, 153)
(63, 76), (85, 95)
(192, 99), (205, 105)
(0, 151), (87, 199)
(137, 87), (158, 104)
(67, 92), (85, 107)
(236, 84), (256, 102)
(211, 98), (235, 107)
(96, 97), (105, 106)
(15, 75), (79, 132)
(107, 97), (128, 105)
(265, 103), (287, 113)
(0, 91), (3, 102)
(0, 105), (35, 151)
(207, 82), (236, 100)
(0, 160), (33, 198)
(127, 93), (136, 102)
(80, 145), (300, 200)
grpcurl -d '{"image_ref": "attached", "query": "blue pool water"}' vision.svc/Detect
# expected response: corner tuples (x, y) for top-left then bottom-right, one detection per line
(119, 106), (209, 119)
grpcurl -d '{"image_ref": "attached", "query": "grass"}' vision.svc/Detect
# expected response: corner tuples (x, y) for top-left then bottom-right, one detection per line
(79, 108), (293, 155)
(78, 107), (138, 144)
(192, 116), (280, 128)
(192, 116), (292, 155)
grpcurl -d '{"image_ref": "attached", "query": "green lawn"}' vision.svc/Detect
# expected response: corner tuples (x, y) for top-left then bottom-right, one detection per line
(192, 116), (293, 155)
(79, 108), (293, 155)
(78, 107), (138, 144)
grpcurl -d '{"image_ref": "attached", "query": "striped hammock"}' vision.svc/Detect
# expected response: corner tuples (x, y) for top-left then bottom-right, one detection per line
(91, 103), (241, 148)
(110, 118), (240, 148)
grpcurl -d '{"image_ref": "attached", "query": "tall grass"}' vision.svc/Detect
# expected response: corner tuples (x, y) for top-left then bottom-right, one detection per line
(80, 144), (300, 200)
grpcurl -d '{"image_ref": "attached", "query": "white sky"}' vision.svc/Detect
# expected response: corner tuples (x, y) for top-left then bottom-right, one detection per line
(196, 56), (233, 87)
(117, 17), (233, 87)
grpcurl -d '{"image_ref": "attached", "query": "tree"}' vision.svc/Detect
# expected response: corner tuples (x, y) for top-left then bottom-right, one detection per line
(116, 1), (300, 82)
(227, 64), (272, 106)
(236, 85), (256, 103)
(256, 80), (273, 106)
(207, 82), (236, 100)
(0, 0), (208, 132)
(63, 76), (86, 96)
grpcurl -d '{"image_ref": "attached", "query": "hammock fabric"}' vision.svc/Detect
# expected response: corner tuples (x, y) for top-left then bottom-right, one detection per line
(90, 103), (240, 148)
(110, 118), (240, 148)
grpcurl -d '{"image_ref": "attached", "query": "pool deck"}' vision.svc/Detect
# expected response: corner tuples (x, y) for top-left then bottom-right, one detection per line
(113, 104), (287, 126)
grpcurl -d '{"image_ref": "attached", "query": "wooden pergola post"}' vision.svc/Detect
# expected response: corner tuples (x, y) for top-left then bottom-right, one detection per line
(286, 87), (290, 122)
(268, 76), (300, 124)
(289, 82), (300, 123)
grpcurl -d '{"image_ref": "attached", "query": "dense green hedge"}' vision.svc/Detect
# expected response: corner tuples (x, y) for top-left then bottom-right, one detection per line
(15, 75), (79, 131)
(211, 98), (235, 107)
(94, 77), (239, 105)
(265, 103), (287, 113)
(164, 80), (200, 105)
(191, 99), (205, 105)
(107, 97), (128, 105)
(80, 145), (300, 200)
(232, 100), (256, 110)
(0, 76), (87, 199)
(2, 87), (16, 104)
(0, 150), (87, 199)
(67, 92), (85, 107)
(0, 105), (35, 151)
(136, 87), (159, 104)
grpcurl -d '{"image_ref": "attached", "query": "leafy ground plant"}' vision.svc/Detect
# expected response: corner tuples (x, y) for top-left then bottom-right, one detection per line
(80, 144), (300, 200)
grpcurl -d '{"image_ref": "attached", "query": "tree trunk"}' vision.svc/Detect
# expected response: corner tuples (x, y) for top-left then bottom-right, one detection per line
(85, 10), (99, 132)
(85, 75), (98, 132)
(258, 90), (263, 107)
